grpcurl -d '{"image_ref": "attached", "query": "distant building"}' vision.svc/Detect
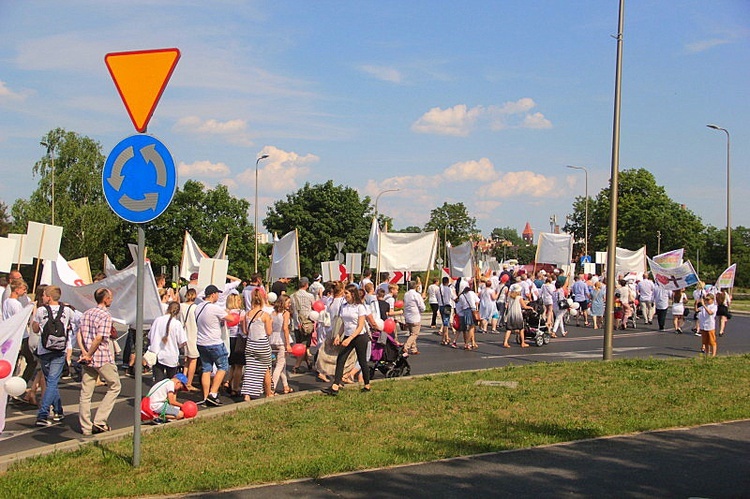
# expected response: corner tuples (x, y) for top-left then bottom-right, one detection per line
(522, 222), (534, 245)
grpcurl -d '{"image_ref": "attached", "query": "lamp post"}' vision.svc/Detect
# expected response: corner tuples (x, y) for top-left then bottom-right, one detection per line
(40, 141), (56, 225)
(707, 124), (731, 267)
(254, 154), (269, 273)
(566, 165), (589, 260)
(374, 188), (400, 221)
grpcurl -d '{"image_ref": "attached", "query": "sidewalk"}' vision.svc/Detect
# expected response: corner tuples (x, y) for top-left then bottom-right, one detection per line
(185, 419), (750, 498)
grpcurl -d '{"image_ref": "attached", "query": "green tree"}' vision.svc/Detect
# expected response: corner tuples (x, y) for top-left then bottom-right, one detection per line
(423, 202), (477, 246)
(11, 128), (128, 270)
(263, 181), (373, 277)
(490, 226), (524, 246)
(142, 180), (256, 279)
(0, 200), (10, 237)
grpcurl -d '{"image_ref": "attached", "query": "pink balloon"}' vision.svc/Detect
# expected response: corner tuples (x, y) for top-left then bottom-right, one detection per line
(0, 359), (11, 379)
(182, 400), (198, 419)
(394, 300), (404, 309)
(291, 343), (307, 357)
(312, 300), (326, 312)
(225, 313), (240, 327)
(383, 318), (396, 334)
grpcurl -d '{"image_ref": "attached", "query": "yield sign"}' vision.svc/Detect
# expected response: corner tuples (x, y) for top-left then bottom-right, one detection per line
(105, 48), (181, 133)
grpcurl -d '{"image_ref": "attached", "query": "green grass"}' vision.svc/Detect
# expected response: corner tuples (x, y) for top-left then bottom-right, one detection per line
(3, 356), (750, 498)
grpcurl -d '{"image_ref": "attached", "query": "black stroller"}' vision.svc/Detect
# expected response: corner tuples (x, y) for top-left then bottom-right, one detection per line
(515, 301), (552, 347)
(368, 330), (411, 379)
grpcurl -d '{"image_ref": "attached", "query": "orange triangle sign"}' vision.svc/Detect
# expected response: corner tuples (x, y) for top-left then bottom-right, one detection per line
(105, 48), (181, 133)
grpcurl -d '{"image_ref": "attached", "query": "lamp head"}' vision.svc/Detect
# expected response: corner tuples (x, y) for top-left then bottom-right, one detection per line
(706, 124), (724, 131)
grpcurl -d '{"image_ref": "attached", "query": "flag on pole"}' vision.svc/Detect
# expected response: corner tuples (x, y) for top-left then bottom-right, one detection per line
(448, 241), (473, 278)
(366, 216), (380, 255)
(647, 258), (699, 291)
(714, 264), (736, 289)
(269, 230), (299, 282)
(652, 248), (684, 269)
(213, 234), (229, 260)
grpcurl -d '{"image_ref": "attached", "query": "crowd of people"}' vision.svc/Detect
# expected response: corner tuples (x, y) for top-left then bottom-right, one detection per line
(0, 262), (734, 435)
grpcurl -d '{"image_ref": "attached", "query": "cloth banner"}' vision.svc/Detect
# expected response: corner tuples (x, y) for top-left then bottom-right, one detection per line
(214, 234), (229, 260)
(366, 217), (379, 255)
(714, 264), (736, 289)
(652, 249), (683, 269)
(378, 231), (437, 272)
(616, 247), (647, 275)
(49, 261), (162, 326)
(535, 232), (573, 266)
(179, 231), (207, 280)
(647, 258), (699, 291)
(448, 241), (473, 278)
(41, 254), (87, 287)
(0, 304), (35, 434)
(269, 230), (299, 282)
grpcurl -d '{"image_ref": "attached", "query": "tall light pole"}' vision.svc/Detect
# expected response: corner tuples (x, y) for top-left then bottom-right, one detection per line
(40, 141), (56, 225)
(254, 154), (269, 273)
(374, 188), (400, 221)
(707, 124), (731, 267)
(566, 165), (589, 260)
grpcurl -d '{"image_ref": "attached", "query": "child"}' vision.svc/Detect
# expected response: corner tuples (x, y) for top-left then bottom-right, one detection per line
(148, 372), (189, 422)
(697, 294), (718, 357)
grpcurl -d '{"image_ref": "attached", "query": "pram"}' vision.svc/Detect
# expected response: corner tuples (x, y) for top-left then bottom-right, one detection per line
(515, 302), (551, 347)
(368, 330), (411, 379)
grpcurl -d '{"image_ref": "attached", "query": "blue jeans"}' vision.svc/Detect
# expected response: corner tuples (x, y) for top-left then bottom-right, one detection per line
(38, 351), (66, 420)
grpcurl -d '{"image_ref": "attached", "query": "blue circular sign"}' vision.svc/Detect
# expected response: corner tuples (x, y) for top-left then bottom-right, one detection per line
(102, 134), (177, 223)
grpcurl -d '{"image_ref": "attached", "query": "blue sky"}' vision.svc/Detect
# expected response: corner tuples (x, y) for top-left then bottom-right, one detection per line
(1, 1), (748, 245)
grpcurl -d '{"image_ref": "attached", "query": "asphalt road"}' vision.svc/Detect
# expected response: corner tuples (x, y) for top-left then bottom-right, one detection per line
(3, 311), (749, 463)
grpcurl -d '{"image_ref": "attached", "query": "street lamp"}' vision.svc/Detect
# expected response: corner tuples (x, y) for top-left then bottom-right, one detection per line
(254, 154), (270, 273)
(40, 141), (56, 225)
(566, 165), (589, 260)
(374, 188), (400, 220)
(707, 124), (731, 267)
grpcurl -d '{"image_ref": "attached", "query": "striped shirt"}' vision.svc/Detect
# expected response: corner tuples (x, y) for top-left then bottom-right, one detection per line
(79, 305), (114, 368)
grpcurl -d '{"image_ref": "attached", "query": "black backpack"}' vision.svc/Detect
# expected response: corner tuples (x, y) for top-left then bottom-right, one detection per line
(41, 305), (67, 351)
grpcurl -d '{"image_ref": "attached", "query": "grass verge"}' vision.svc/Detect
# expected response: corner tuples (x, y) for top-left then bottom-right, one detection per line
(2, 355), (750, 498)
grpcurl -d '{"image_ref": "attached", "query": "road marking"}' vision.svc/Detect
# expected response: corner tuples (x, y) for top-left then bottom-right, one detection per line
(481, 346), (652, 360)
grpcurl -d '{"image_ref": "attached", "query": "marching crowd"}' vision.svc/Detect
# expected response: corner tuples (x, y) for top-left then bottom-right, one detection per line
(0, 262), (733, 435)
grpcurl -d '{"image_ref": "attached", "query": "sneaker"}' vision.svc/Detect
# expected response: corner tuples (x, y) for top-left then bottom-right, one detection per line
(92, 423), (111, 434)
(450, 342), (458, 349)
(125, 367), (135, 378)
(152, 417), (166, 425)
(205, 394), (222, 407)
(52, 412), (65, 423)
(36, 419), (55, 427)
(695, 332), (701, 337)
(197, 399), (207, 406)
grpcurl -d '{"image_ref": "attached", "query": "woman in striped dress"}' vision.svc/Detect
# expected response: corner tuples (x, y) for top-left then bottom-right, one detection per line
(241, 289), (273, 401)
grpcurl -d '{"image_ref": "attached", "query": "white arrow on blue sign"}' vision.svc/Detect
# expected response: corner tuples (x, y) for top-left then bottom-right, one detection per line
(103, 134), (177, 223)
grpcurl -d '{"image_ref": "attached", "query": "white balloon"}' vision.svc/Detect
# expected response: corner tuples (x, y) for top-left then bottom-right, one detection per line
(571, 302), (580, 310)
(567, 298), (574, 307)
(267, 292), (278, 303)
(3, 376), (27, 397)
(568, 308), (579, 317)
(308, 310), (320, 321)
(373, 317), (385, 331)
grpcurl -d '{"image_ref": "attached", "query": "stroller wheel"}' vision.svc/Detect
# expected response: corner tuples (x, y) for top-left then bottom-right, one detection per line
(535, 335), (544, 347)
(543, 334), (551, 345)
(385, 368), (401, 378)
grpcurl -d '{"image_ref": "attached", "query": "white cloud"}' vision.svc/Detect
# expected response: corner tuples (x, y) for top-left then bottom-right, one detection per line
(359, 65), (403, 83)
(0, 81), (26, 101)
(413, 98), (552, 136)
(442, 158), (497, 182)
(236, 145), (318, 192)
(178, 160), (231, 178)
(173, 116), (254, 146)
(685, 38), (731, 53)
(477, 171), (557, 199)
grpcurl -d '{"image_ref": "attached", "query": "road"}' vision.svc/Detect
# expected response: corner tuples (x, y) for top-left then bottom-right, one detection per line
(2, 311), (749, 462)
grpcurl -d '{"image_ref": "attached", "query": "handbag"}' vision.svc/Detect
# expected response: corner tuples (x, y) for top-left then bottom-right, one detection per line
(451, 312), (460, 330)
(472, 309), (481, 322)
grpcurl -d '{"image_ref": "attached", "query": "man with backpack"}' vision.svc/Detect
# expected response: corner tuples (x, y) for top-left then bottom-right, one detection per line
(31, 285), (75, 427)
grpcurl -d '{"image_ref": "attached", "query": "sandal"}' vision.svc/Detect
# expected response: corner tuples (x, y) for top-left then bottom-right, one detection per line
(283, 387), (294, 394)
(291, 367), (301, 374)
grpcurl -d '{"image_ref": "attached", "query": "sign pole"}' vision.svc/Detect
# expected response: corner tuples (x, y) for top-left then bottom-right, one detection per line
(133, 226), (145, 466)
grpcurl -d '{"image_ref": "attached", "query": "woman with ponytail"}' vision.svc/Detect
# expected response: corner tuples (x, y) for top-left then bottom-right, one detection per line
(148, 302), (188, 383)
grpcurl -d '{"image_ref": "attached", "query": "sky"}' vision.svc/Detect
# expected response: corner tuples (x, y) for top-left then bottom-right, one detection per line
(1, 1), (748, 245)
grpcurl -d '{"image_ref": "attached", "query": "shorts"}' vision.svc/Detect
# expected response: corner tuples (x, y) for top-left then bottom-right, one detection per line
(439, 305), (452, 327)
(701, 329), (717, 347)
(576, 300), (589, 311)
(197, 343), (229, 373)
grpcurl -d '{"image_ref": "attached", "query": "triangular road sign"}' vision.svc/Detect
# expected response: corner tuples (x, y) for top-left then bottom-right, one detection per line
(105, 48), (180, 133)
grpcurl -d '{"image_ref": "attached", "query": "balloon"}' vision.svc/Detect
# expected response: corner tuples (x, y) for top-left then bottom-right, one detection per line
(567, 298), (574, 308)
(3, 376), (26, 397)
(308, 310), (320, 322)
(291, 343), (307, 357)
(394, 300), (404, 309)
(500, 274), (509, 283)
(0, 359), (12, 379)
(571, 302), (580, 310)
(182, 400), (198, 419)
(267, 292), (278, 304)
(383, 318), (396, 334)
(225, 313), (241, 327)
(569, 308), (579, 317)
(312, 300), (326, 312)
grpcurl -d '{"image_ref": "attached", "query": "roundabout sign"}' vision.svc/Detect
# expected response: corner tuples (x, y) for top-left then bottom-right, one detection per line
(102, 134), (176, 223)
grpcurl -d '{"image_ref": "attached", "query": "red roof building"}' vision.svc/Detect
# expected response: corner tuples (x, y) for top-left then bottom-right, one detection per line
(522, 222), (534, 245)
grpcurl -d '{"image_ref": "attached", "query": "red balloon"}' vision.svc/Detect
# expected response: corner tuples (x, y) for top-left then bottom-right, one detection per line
(312, 300), (326, 312)
(291, 343), (307, 357)
(0, 359), (11, 379)
(225, 313), (240, 327)
(383, 318), (396, 333)
(182, 400), (198, 419)
(394, 300), (404, 309)
(500, 274), (509, 283)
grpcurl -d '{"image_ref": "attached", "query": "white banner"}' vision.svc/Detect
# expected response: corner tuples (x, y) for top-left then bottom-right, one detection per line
(346, 253), (362, 276)
(448, 241), (473, 278)
(269, 230), (299, 282)
(378, 231), (437, 272)
(0, 238), (18, 272)
(0, 304), (35, 434)
(365, 217), (379, 255)
(198, 258), (229, 291)
(24, 221), (63, 262)
(616, 246), (647, 275)
(41, 254), (87, 286)
(647, 258), (699, 291)
(179, 231), (206, 280)
(535, 232), (573, 266)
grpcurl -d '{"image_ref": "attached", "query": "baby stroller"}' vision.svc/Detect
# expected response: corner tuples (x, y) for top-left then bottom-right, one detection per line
(368, 330), (411, 379)
(516, 304), (551, 347)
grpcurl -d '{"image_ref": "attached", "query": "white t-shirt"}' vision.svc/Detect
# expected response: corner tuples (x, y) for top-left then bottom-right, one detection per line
(698, 303), (717, 331)
(148, 314), (188, 367)
(403, 289), (425, 324)
(2, 297), (24, 321)
(427, 284), (440, 305)
(340, 302), (368, 337)
(149, 379), (175, 412)
(195, 302), (227, 346)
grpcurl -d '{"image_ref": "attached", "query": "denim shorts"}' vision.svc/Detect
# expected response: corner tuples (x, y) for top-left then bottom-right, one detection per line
(197, 343), (229, 373)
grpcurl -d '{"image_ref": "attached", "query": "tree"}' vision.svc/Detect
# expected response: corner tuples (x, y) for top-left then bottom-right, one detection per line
(423, 202), (477, 246)
(11, 128), (129, 270)
(490, 226), (524, 246)
(0, 200), (10, 237)
(565, 168), (705, 257)
(263, 181), (373, 277)
(142, 180), (256, 279)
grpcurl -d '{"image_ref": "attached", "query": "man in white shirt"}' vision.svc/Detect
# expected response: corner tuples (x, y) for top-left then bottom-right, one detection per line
(636, 273), (656, 325)
(194, 285), (234, 406)
(402, 281), (426, 354)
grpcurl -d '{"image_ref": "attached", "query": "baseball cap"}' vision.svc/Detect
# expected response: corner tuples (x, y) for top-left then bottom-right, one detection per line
(190, 272), (199, 280)
(174, 373), (188, 386)
(204, 284), (221, 296)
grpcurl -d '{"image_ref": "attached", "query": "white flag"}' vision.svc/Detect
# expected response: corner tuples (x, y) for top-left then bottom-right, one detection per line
(448, 241), (474, 278)
(378, 231), (437, 272)
(0, 304), (35, 434)
(269, 230), (299, 282)
(366, 217), (380, 255)
(535, 232), (573, 266)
